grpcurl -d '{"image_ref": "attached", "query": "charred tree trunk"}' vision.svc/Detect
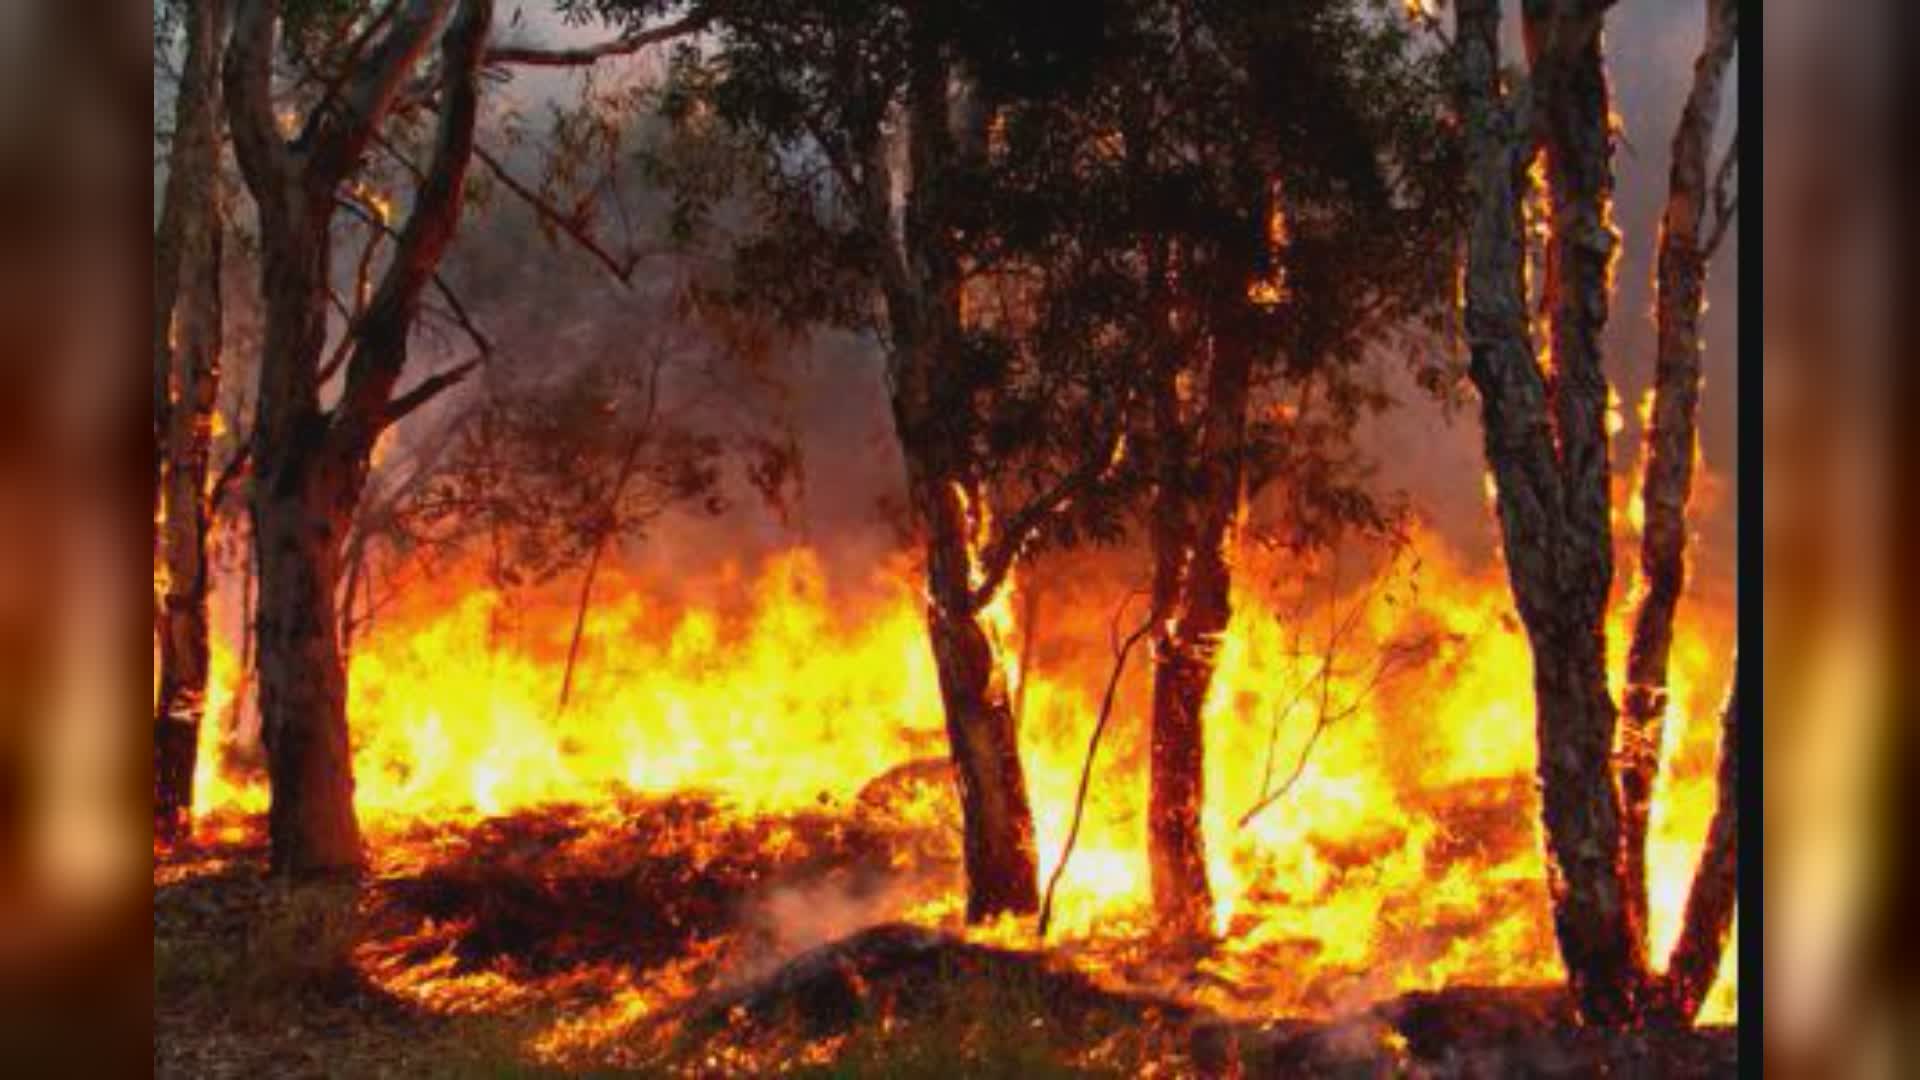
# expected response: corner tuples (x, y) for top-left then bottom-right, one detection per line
(924, 504), (1040, 921)
(1526, 0), (1647, 1001)
(225, 0), (486, 876)
(1619, 0), (1738, 942)
(156, 0), (228, 517)
(1653, 667), (1738, 1026)
(1145, 313), (1252, 941)
(1456, 0), (1639, 1025)
(154, 0), (229, 843)
(1147, 463), (1213, 941)
(252, 443), (362, 874)
(896, 370), (1039, 919)
(879, 29), (1042, 921)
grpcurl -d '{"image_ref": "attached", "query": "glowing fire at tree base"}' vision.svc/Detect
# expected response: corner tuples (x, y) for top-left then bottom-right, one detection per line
(186, 522), (1734, 1035)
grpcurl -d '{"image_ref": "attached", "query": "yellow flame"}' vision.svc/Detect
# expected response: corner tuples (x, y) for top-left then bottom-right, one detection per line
(191, 521), (1736, 1028)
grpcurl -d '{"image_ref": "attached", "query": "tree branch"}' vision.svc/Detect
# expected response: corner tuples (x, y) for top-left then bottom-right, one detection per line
(967, 425), (1126, 613)
(222, 0), (294, 205)
(472, 143), (652, 283)
(334, 191), (494, 358)
(303, 0), (455, 189)
(483, 12), (709, 68)
(1702, 130), (1738, 261)
(1037, 592), (1153, 941)
(385, 356), (482, 426)
(210, 439), (253, 516)
(330, 0), (490, 448)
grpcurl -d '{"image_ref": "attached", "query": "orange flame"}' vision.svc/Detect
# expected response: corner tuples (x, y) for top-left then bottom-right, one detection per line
(193, 519), (1735, 1031)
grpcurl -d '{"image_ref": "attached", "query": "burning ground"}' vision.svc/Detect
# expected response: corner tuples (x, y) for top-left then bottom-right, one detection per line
(157, 523), (1735, 1076)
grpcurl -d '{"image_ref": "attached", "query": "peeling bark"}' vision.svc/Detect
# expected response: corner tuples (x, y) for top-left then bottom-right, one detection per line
(1146, 314), (1253, 941)
(895, 337), (1038, 921)
(154, 0), (229, 843)
(927, 555), (1040, 921)
(883, 29), (1040, 920)
(1456, 0), (1639, 1025)
(253, 453), (362, 874)
(225, 0), (486, 876)
(1619, 0), (1738, 941)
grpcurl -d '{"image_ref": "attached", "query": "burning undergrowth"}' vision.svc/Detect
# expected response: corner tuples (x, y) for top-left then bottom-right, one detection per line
(163, 522), (1735, 1071)
(359, 795), (957, 985)
(158, 794), (1734, 1076)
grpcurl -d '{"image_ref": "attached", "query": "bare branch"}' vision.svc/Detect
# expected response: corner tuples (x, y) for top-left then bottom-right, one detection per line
(223, 0), (294, 203)
(472, 143), (653, 284)
(303, 0), (456, 188)
(298, 0), (399, 105)
(209, 440), (253, 516)
(484, 13), (709, 68)
(1702, 130), (1738, 261)
(967, 424), (1126, 613)
(385, 356), (482, 426)
(1037, 590), (1153, 941)
(334, 192), (495, 360)
(319, 286), (358, 384)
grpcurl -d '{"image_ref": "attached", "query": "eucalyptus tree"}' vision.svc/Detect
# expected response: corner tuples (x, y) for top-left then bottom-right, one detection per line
(222, 0), (708, 874)
(154, 0), (231, 841)
(1453, 0), (1738, 1024)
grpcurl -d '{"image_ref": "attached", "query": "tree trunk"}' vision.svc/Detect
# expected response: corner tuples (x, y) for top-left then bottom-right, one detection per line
(253, 451), (363, 876)
(156, 0), (227, 515)
(1619, 0), (1738, 944)
(1147, 560), (1220, 942)
(1652, 669), (1738, 1026)
(928, 579), (1040, 921)
(225, 0), (486, 875)
(1528, 623), (1639, 1023)
(1143, 323), (1251, 941)
(912, 460), (1039, 921)
(887, 30), (1040, 921)
(1456, 0), (1639, 1025)
(154, 0), (227, 842)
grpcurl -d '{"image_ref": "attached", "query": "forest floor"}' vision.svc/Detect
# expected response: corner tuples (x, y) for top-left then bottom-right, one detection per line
(155, 794), (1736, 1077)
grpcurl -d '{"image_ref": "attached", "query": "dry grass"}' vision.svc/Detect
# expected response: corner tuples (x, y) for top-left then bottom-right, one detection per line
(155, 801), (1736, 1078)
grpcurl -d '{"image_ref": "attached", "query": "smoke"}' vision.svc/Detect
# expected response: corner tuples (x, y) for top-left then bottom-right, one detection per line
(725, 869), (941, 986)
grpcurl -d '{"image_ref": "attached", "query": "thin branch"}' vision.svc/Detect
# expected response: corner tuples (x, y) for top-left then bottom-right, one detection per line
(334, 191), (495, 358)
(473, 143), (651, 283)
(320, 288), (359, 384)
(209, 439), (252, 516)
(1702, 130), (1738, 261)
(483, 13), (710, 68)
(1238, 553), (1426, 831)
(385, 356), (482, 426)
(299, 0), (400, 109)
(302, 0), (454, 189)
(1037, 591), (1153, 942)
(557, 419), (655, 714)
(967, 423), (1127, 613)
(1236, 637), (1423, 831)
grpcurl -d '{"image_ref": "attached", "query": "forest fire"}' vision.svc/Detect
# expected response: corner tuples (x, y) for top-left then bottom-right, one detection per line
(182, 518), (1735, 1059)
(152, 0), (1743, 1072)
